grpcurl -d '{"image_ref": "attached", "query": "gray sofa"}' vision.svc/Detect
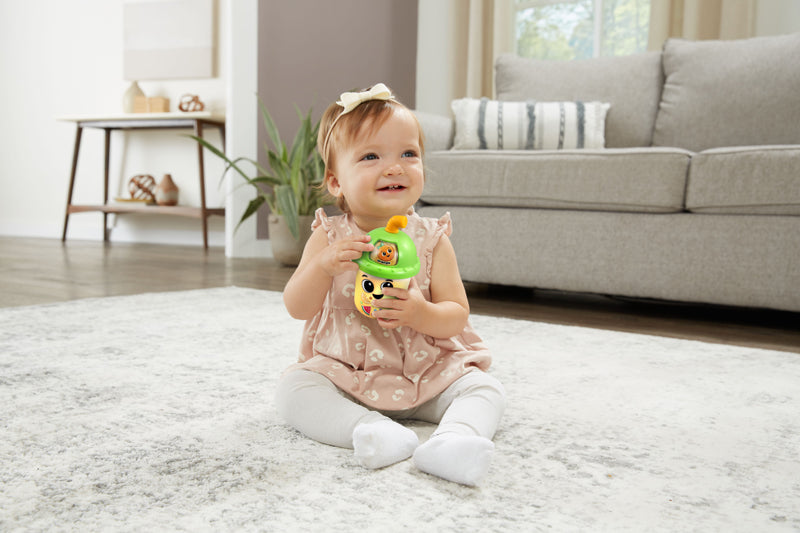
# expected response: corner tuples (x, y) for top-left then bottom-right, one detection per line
(416, 32), (800, 313)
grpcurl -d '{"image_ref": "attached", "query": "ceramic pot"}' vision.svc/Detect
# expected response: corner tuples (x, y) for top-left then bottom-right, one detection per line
(154, 174), (179, 206)
(268, 214), (314, 266)
(123, 81), (144, 113)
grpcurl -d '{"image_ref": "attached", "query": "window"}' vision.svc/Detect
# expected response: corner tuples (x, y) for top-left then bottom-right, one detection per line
(514, 0), (650, 60)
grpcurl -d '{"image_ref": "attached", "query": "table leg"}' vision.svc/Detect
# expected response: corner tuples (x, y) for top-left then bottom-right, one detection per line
(62, 125), (84, 242)
(103, 128), (111, 241)
(194, 120), (209, 250)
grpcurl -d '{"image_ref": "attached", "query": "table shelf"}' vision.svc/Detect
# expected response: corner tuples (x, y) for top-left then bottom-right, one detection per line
(67, 204), (225, 218)
(59, 112), (226, 250)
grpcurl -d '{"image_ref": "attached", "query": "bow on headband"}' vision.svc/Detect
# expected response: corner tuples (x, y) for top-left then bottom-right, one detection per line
(321, 83), (397, 163)
(336, 83), (395, 114)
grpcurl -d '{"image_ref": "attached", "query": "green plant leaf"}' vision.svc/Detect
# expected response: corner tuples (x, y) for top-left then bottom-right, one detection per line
(275, 185), (300, 240)
(258, 96), (284, 154)
(223, 156), (271, 185)
(235, 195), (267, 231)
(187, 135), (260, 187)
(288, 110), (312, 164)
(189, 98), (330, 238)
(249, 175), (282, 187)
(267, 151), (291, 184)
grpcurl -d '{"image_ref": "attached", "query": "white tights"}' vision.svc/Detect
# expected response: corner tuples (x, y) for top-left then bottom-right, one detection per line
(275, 369), (506, 486)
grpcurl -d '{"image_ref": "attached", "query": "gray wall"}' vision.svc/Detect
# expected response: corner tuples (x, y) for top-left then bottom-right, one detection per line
(257, 0), (418, 238)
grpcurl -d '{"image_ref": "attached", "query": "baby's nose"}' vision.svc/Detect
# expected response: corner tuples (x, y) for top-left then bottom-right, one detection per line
(384, 162), (403, 175)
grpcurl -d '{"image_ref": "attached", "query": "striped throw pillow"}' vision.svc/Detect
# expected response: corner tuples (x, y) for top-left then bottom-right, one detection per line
(451, 98), (610, 150)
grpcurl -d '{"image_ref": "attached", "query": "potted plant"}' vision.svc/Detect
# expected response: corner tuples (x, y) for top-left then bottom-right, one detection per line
(191, 99), (330, 265)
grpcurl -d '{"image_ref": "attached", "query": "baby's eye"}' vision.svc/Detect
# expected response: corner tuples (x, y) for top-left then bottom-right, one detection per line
(361, 153), (378, 161)
(402, 150), (418, 158)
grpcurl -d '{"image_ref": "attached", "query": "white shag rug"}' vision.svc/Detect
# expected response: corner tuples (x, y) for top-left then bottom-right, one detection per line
(1, 287), (798, 532)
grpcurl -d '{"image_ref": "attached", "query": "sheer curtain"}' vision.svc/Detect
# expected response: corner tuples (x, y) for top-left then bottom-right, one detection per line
(648, 0), (756, 50)
(455, 0), (514, 99)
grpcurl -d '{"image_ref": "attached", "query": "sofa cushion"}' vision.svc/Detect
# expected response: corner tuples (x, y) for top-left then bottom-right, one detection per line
(417, 204), (800, 312)
(495, 52), (663, 148)
(414, 110), (454, 152)
(653, 33), (800, 152)
(421, 148), (691, 213)
(686, 145), (800, 215)
(450, 98), (610, 150)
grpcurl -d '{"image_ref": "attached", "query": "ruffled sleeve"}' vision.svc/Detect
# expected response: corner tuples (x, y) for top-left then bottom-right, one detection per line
(311, 208), (333, 242)
(421, 212), (453, 282)
(435, 212), (453, 238)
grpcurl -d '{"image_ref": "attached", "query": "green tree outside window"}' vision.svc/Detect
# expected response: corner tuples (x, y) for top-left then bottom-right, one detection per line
(515, 0), (650, 60)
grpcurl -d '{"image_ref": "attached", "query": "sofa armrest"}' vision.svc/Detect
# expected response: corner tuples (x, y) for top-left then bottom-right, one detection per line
(414, 110), (454, 152)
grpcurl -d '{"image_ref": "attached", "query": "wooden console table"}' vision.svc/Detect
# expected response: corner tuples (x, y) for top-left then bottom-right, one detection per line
(59, 112), (226, 250)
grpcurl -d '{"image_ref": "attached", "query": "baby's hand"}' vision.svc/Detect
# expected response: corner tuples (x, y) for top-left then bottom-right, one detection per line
(372, 278), (427, 330)
(317, 235), (373, 278)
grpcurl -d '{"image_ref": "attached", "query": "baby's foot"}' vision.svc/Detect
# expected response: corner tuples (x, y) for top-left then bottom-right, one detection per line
(352, 420), (419, 469)
(413, 435), (495, 486)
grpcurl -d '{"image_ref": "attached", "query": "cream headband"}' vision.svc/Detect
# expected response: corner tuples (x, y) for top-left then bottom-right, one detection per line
(321, 83), (397, 163)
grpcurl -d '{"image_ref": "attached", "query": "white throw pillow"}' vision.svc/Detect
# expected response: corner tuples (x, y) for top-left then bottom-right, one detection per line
(451, 98), (610, 150)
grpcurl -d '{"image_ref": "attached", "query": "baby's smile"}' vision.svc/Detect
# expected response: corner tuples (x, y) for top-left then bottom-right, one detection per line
(379, 185), (406, 191)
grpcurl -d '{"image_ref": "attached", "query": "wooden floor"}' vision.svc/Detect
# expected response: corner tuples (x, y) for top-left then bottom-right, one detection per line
(2, 236), (798, 354)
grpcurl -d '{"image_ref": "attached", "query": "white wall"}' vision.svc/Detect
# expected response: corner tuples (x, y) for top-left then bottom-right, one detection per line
(225, 0), (263, 258)
(0, 0), (228, 247)
(415, 0), (464, 116)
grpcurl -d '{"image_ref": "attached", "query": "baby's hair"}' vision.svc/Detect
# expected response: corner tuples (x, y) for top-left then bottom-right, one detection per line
(316, 86), (425, 214)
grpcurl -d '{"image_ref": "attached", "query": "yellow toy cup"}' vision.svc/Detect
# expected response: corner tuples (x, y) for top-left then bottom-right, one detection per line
(353, 215), (420, 318)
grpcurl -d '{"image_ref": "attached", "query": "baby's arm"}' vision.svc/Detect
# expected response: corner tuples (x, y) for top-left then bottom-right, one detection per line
(375, 234), (469, 338)
(283, 227), (373, 320)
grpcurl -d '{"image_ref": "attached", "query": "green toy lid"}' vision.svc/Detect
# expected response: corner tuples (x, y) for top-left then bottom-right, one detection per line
(354, 215), (420, 279)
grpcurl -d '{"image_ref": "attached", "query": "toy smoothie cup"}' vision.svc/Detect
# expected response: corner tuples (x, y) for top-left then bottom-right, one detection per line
(353, 215), (420, 318)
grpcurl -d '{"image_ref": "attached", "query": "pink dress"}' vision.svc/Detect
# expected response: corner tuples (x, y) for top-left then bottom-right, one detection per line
(290, 208), (492, 411)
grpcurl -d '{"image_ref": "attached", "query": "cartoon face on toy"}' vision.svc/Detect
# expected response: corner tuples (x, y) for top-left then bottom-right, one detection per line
(353, 271), (412, 318)
(353, 215), (420, 319)
(372, 241), (398, 265)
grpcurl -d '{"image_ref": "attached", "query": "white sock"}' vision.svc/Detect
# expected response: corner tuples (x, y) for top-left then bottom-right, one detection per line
(352, 420), (420, 469)
(412, 435), (495, 486)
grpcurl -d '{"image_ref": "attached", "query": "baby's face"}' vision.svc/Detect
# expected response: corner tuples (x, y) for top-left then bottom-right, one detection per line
(327, 108), (424, 229)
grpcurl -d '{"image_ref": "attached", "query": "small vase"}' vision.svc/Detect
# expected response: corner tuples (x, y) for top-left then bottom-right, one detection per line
(154, 174), (179, 206)
(122, 81), (144, 113)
